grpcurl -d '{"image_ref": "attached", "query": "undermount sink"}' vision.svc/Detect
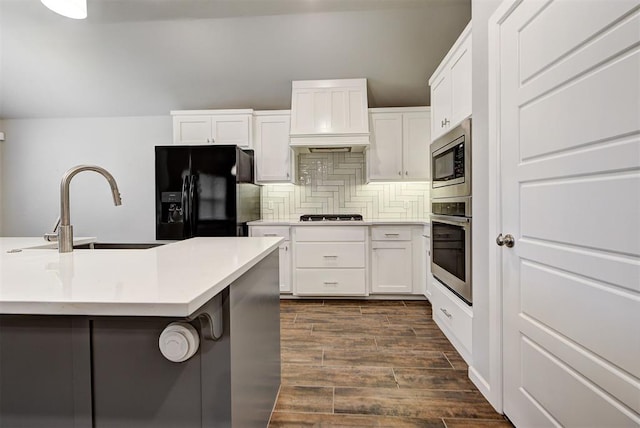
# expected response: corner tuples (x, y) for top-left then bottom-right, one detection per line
(73, 243), (164, 250)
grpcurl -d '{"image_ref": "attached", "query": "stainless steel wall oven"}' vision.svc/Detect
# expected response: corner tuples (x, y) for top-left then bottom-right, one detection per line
(430, 119), (472, 305)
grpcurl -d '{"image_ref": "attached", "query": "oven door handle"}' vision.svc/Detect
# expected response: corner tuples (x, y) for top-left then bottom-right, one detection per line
(430, 214), (470, 227)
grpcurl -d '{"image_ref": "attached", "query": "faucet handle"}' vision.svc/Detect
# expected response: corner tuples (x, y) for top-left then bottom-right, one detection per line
(43, 217), (61, 242)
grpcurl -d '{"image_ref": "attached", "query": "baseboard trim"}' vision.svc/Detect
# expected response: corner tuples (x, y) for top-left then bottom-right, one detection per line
(469, 365), (501, 414)
(279, 294), (427, 301)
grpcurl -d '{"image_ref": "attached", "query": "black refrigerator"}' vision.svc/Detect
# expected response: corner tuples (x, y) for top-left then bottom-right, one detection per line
(155, 145), (260, 240)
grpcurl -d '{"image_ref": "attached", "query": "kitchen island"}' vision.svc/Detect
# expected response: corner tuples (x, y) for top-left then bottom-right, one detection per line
(0, 237), (282, 428)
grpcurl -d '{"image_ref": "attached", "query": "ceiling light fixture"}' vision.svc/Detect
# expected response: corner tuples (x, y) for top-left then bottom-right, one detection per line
(41, 0), (87, 19)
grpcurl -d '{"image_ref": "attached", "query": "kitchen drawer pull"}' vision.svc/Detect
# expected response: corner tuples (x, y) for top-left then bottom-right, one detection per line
(323, 281), (338, 285)
(440, 308), (452, 318)
(263, 233), (278, 236)
(384, 233), (400, 237)
(323, 255), (338, 258)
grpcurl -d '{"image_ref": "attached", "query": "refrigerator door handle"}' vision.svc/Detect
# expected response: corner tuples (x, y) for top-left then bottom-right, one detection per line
(181, 175), (190, 233)
(189, 175), (197, 234)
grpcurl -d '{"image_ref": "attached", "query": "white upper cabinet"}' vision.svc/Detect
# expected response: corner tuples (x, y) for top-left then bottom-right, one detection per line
(289, 79), (370, 150)
(171, 109), (253, 149)
(368, 113), (403, 179)
(367, 107), (431, 182)
(429, 22), (472, 141)
(253, 111), (294, 183)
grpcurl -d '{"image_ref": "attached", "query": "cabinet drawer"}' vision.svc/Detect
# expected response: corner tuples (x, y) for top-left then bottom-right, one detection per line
(295, 243), (365, 268)
(371, 226), (412, 241)
(250, 226), (290, 240)
(430, 278), (472, 362)
(295, 269), (366, 296)
(294, 226), (366, 242)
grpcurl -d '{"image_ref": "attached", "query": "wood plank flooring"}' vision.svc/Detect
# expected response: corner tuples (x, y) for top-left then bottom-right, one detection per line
(269, 299), (512, 428)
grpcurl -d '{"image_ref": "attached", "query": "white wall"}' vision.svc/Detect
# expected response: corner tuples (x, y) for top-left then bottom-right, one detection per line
(0, 116), (172, 241)
(471, 0), (503, 411)
(1, 2), (471, 119)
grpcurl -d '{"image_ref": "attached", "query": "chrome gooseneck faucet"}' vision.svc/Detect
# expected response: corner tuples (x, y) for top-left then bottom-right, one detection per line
(44, 165), (122, 253)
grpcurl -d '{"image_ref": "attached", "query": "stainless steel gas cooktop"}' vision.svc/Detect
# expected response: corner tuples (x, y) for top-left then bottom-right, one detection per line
(299, 214), (364, 222)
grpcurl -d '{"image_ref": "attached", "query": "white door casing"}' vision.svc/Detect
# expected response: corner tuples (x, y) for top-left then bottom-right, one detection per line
(494, 0), (640, 427)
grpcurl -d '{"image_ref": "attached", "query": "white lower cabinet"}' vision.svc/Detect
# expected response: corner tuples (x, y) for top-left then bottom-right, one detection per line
(370, 225), (426, 295)
(293, 226), (368, 296)
(295, 269), (366, 296)
(371, 226), (412, 293)
(371, 242), (412, 293)
(252, 223), (431, 298)
(430, 276), (472, 364)
(249, 226), (292, 293)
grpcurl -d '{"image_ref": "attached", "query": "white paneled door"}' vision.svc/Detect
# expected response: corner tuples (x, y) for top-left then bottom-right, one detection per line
(496, 0), (640, 427)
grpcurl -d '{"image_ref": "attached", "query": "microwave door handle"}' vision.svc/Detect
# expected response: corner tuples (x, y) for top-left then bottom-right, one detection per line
(430, 214), (470, 227)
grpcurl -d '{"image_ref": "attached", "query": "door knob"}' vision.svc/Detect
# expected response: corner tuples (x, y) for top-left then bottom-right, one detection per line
(496, 233), (515, 248)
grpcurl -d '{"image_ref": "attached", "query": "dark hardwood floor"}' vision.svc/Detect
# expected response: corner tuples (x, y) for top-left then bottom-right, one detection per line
(269, 299), (512, 427)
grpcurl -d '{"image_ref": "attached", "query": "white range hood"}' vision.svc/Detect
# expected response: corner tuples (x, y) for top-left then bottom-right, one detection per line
(289, 78), (370, 153)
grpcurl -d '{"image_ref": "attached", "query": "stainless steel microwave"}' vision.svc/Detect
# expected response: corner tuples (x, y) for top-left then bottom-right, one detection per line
(430, 119), (471, 199)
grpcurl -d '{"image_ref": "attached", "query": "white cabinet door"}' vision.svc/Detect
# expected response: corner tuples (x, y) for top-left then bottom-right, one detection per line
(430, 74), (451, 140)
(371, 241), (412, 293)
(497, 1), (640, 426)
(249, 226), (292, 294)
(254, 113), (293, 183)
(211, 114), (251, 148)
(450, 37), (472, 127)
(368, 113), (403, 180)
(402, 111), (431, 180)
(173, 115), (212, 145)
(279, 241), (292, 293)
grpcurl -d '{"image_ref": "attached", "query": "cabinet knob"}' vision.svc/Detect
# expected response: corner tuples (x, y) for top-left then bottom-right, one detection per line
(405, 171), (408, 176)
(398, 171), (402, 176)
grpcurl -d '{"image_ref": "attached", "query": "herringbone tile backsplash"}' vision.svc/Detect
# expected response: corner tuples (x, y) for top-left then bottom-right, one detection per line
(260, 153), (430, 220)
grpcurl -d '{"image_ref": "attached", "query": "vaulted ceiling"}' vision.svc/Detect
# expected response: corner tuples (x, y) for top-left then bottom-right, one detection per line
(0, 0), (471, 119)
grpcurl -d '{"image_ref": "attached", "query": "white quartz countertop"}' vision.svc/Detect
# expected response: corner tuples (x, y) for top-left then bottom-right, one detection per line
(248, 218), (430, 226)
(0, 237), (282, 317)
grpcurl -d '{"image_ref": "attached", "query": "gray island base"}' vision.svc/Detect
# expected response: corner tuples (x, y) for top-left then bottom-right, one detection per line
(0, 251), (281, 428)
